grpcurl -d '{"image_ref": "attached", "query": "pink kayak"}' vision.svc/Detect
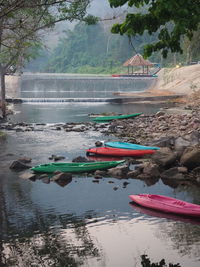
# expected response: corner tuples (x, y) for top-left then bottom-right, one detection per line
(129, 194), (200, 217)
(86, 147), (155, 157)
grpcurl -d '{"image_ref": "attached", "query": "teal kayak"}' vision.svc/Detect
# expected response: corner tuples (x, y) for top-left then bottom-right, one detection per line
(92, 112), (143, 122)
(105, 141), (160, 150)
(31, 160), (125, 173)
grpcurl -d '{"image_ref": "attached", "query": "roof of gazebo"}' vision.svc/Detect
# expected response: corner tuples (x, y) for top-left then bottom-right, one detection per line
(123, 53), (153, 67)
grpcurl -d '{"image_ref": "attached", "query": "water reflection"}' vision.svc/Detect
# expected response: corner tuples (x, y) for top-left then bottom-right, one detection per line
(129, 202), (200, 225)
(2, 74), (200, 267)
(2, 212), (101, 266)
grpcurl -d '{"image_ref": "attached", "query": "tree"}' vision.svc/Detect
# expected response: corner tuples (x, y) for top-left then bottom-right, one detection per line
(0, 0), (94, 118)
(108, 0), (200, 58)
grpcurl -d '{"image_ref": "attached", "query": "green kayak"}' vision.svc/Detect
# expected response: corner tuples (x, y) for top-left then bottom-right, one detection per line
(92, 112), (143, 122)
(31, 160), (125, 173)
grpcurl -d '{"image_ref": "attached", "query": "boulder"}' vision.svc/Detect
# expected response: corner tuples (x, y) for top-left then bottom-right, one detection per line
(160, 167), (185, 180)
(127, 169), (141, 178)
(151, 147), (177, 168)
(190, 130), (200, 145)
(10, 160), (31, 170)
(174, 137), (191, 150)
(142, 162), (160, 178)
(94, 170), (107, 179)
(107, 166), (129, 178)
(52, 172), (72, 182)
(180, 147), (200, 169)
(150, 136), (175, 148)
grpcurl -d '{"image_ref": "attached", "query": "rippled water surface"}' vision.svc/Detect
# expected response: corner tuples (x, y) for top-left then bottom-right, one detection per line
(1, 75), (200, 266)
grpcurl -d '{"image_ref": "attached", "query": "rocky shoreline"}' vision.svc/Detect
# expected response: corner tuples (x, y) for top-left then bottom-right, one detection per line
(2, 102), (200, 188)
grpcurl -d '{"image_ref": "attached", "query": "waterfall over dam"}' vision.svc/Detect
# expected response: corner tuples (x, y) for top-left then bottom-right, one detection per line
(19, 73), (156, 102)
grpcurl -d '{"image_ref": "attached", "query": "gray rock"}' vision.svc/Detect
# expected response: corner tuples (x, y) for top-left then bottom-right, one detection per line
(94, 170), (107, 178)
(190, 130), (200, 145)
(10, 160), (31, 170)
(127, 169), (141, 178)
(161, 167), (185, 180)
(142, 162), (160, 178)
(151, 136), (175, 148)
(107, 166), (129, 178)
(151, 147), (177, 168)
(174, 137), (191, 150)
(180, 147), (200, 169)
(52, 172), (72, 182)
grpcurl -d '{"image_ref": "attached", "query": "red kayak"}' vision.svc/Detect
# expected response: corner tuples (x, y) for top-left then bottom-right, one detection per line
(86, 147), (155, 157)
(129, 194), (200, 217)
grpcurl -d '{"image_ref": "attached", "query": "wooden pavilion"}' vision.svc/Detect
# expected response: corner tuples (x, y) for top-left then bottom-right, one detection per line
(123, 53), (154, 76)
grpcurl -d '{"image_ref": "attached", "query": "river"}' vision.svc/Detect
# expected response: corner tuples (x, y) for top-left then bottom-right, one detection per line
(0, 74), (200, 267)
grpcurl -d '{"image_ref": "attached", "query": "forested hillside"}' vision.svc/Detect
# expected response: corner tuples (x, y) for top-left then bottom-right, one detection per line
(26, 22), (162, 74)
(24, 0), (200, 74)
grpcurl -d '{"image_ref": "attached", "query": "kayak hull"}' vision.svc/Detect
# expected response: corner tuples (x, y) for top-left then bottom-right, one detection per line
(92, 112), (142, 122)
(86, 147), (155, 157)
(129, 194), (200, 217)
(31, 160), (125, 173)
(105, 141), (160, 150)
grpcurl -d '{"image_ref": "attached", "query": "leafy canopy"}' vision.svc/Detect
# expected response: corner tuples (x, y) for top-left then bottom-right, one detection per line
(109, 0), (200, 58)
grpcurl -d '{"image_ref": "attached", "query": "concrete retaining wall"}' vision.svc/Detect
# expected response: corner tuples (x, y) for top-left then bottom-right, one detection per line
(5, 75), (21, 98)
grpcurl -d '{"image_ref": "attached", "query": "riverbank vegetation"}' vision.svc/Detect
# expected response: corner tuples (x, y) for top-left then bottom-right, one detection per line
(26, 19), (200, 74)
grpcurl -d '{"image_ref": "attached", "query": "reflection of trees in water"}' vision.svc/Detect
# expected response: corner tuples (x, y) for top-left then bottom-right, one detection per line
(156, 217), (200, 260)
(0, 178), (100, 266)
(1, 213), (100, 266)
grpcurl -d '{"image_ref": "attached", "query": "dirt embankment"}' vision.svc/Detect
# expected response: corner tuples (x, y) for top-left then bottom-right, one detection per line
(119, 64), (200, 99)
(151, 64), (200, 95)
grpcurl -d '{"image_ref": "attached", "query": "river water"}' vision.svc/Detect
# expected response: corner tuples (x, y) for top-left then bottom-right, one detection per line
(1, 74), (200, 266)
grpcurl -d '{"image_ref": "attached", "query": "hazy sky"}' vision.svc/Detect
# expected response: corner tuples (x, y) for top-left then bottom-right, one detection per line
(43, 0), (123, 49)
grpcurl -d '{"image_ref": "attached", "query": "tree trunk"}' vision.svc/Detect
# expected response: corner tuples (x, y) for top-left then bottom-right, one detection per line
(0, 65), (6, 118)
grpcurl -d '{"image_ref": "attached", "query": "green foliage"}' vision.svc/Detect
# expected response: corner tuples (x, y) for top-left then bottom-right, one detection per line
(109, 0), (200, 58)
(39, 22), (161, 74)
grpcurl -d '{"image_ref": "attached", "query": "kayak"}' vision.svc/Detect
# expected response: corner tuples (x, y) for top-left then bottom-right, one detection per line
(31, 160), (125, 173)
(92, 112), (143, 122)
(129, 194), (200, 217)
(86, 147), (155, 157)
(105, 141), (160, 150)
